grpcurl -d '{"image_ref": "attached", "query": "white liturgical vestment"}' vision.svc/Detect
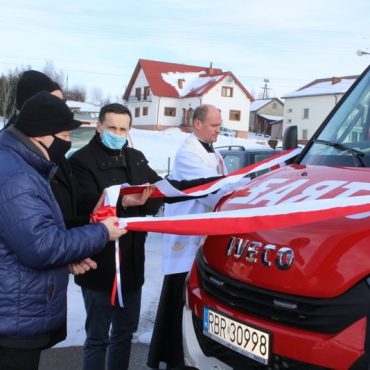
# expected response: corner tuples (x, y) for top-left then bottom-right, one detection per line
(162, 134), (228, 274)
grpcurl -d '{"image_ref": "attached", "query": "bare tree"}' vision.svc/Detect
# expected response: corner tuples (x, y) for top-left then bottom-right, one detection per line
(66, 85), (86, 102)
(102, 96), (113, 106)
(0, 62), (65, 123)
(89, 87), (103, 105)
(42, 60), (65, 89)
(0, 67), (24, 122)
(0, 61), (90, 124)
(42, 61), (87, 101)
(112, 94), (123, 103)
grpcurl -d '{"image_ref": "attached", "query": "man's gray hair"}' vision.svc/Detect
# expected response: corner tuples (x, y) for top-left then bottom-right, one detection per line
(192, 105), (210, 123)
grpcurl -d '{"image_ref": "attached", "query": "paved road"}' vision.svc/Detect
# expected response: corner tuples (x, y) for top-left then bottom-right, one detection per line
(39, 343), (151, 370)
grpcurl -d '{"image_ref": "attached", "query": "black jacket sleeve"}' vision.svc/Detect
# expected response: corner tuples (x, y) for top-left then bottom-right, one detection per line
(164, 175), (224, 203)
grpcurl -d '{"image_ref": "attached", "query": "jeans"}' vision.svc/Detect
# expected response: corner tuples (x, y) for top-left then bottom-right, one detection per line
(81, 287), (142, 370)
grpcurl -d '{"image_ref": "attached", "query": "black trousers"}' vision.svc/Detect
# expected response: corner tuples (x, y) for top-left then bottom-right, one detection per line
(147, 272), (188, 369)
(0, 347), (41, 370)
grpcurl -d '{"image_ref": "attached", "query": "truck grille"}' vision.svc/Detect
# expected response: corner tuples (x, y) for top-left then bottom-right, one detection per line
(196, 250), (370, 334)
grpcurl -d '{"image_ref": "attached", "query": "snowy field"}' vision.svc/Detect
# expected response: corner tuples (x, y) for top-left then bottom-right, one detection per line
(57, 128), (272, 347)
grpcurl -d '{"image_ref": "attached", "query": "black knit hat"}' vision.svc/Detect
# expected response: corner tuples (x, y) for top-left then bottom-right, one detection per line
(16, 70), (61, 110)
(14, 91), (81, 137)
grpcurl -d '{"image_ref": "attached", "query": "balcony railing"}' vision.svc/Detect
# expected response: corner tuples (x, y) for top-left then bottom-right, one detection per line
(126, 95), (152, 103)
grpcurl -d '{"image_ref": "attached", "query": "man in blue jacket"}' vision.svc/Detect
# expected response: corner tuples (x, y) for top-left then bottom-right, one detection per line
(0, 91), (127, 370)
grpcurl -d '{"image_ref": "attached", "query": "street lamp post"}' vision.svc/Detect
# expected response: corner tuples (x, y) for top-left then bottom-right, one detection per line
(357, 50), (370, 56)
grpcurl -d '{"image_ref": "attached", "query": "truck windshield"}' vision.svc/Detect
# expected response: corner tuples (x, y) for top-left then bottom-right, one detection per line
(301, 66), (370, 167)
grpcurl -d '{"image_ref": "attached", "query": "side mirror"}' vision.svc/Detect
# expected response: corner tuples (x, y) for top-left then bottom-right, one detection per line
(282, 125), (298, 150)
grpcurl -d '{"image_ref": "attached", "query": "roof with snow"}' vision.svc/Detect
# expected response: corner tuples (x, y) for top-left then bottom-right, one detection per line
(250, 98), (283, 112)
(282, 75), (359, 99)
(66, 100), (100, 123)
(66, 100), (100, 113)
(250, 99), (272, 111)
(123, 59), (254, 101)
(258, 114), (283, 122)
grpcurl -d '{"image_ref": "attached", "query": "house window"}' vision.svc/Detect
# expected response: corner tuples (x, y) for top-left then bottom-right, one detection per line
(135, 88), (141, 101)
(221, 87), (233, 97)
(143, 107), (148, 116)
(229, 110), (241, 121)
(164, 107), (176, 117)
(143, 86), (150, 100)
(303, 108), (309, 119)
(135, 107), (140, 117)
(272, 102), (277, 109)
(302, 129), (308, 139)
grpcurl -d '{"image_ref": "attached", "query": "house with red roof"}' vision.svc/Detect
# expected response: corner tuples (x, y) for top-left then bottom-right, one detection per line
(122, 59), (254, 138)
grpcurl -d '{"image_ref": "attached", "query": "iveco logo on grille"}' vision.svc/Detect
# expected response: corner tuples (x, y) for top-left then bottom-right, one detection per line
(226, 237), (294, 270)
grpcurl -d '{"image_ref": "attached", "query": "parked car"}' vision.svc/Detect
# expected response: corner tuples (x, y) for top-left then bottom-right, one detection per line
(67, 125), (96, 158)
(219, 127), (236, 137)
(216, 145), (280, 177)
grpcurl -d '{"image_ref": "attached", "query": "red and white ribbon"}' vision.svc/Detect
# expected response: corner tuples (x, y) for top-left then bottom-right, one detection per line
(118, 195), (370, 235)
(117, 147), (302, 199)
(91, 185), (125, 306)
(93, 147), (302, 306)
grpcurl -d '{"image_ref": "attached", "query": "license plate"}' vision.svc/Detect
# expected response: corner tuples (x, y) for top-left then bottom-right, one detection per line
(203, 307), (271, 365)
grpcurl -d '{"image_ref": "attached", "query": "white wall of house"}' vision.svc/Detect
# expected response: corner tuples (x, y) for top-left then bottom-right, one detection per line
(283, 94), (344, 141)
(126, 69), (157, 127)
(134, 96), (159, 127)
(202, 80), (250, 133)
(157, 97), (200, 127)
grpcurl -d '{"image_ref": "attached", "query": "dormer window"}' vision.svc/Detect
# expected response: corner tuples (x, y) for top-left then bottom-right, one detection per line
(178, 79), (185, 89)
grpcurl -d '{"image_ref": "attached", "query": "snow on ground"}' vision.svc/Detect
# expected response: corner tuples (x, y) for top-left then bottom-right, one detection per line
(130, 128), (272, 177)
(63, 232), (163, 347)
(59, 129), (272, 348)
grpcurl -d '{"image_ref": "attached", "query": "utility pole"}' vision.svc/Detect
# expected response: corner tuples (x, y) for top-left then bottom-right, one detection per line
(261, 78), (270, 99)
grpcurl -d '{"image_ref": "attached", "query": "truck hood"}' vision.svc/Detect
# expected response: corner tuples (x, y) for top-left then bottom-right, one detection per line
(203, 164), (370, 298)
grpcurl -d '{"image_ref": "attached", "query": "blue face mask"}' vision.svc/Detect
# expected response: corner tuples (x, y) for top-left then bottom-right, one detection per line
(101, 130), (127, 150)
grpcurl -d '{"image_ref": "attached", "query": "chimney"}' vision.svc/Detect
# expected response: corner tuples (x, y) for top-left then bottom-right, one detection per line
(331, 76), (342, 85)
(178, 78), (185, 89)
(208, 61), (214, 76)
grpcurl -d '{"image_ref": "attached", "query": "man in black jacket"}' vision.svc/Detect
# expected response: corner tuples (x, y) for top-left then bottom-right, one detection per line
(69, 103), (219, 370)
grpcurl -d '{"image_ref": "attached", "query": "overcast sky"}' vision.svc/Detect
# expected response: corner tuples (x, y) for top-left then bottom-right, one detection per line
(1, 0), (370, 102)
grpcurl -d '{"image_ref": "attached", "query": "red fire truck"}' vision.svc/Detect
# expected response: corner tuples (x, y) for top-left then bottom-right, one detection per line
(183, 64), (370, 369)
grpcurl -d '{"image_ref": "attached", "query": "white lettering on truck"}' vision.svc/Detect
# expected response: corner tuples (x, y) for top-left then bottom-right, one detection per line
(230, 179), (370, 207)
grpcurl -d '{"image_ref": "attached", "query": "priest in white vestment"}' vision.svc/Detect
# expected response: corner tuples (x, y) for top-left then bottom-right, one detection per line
(148, 104), (227, 369)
